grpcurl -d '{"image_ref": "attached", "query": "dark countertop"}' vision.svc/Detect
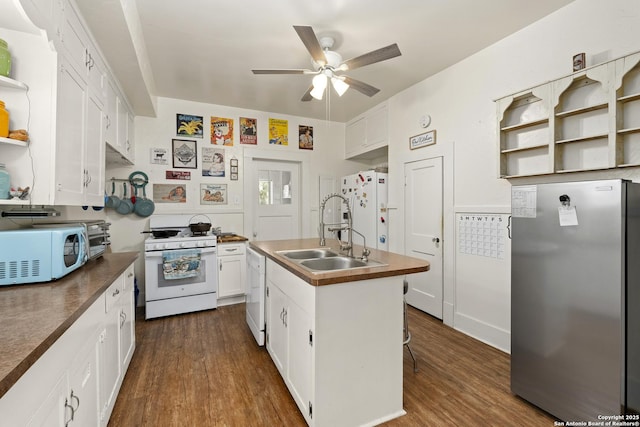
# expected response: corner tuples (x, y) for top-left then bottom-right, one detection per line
(249, 238), (429, 286)
(0, 252), (139, 399)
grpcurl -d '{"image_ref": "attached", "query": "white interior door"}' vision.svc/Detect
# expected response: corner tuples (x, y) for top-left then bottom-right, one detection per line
(253, 160), (300, 241)
(404, 157), (443, 319)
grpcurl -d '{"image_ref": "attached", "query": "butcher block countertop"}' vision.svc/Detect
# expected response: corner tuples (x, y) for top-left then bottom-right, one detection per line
(216, 234), (248, 243)
(250, 238), (429, 286)
(0, 252), (139, 399)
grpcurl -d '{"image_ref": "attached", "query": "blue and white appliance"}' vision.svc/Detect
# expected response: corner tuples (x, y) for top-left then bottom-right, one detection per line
(0, 226), (87, 285)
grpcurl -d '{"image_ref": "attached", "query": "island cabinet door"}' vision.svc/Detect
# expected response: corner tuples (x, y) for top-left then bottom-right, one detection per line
(287, 299), (313, 423)
(266, 281), (288, 376)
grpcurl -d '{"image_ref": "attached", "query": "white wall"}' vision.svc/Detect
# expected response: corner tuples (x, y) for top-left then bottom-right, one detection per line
(106, 96), (369, 302)
(386, 0), (640, 352)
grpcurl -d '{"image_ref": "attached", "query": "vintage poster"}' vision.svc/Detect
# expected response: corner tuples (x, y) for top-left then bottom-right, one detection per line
(153, 184), (187, 203)
(211, 117), (234, 146)
(172, 139), (197, 168)
(200, 184), (227, 205)
(202, 147), (225, 177)
(165, 170), (191, 180)
(176, 114), (203, 138)
(298, 125), (313, 150)
(240, 117), (257, 145)
(150, 147), (169, 165)
(268, 118), (288, 145)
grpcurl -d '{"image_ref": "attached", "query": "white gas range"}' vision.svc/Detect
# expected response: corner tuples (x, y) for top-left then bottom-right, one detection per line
(144, 215), (218, 319)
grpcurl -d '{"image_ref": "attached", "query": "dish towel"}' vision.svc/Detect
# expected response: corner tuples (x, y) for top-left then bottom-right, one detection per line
(162, 249), (201, 280)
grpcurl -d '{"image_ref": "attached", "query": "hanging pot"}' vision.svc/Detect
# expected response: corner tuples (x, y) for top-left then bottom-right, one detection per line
(134, 184), (155, 217)
(116, 182), (133, 215)
(105, 181), (120, 209)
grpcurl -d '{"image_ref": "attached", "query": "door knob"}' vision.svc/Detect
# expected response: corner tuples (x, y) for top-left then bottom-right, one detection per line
(432, 237), (440, 243)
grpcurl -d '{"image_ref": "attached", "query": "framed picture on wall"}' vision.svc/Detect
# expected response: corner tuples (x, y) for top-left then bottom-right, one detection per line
(200, 184), (227, 205)
(176, 114), (203, 138)
(172, 139), (197, 169)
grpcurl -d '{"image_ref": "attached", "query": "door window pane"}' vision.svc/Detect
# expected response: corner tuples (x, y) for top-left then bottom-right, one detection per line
(258, 170), (292, 205)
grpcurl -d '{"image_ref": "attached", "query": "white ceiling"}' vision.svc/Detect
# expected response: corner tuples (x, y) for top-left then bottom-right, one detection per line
(76, 0), (575, 122)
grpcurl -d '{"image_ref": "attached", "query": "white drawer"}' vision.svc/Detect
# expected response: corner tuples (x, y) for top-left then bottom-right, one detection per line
(218, 243), (245, 256)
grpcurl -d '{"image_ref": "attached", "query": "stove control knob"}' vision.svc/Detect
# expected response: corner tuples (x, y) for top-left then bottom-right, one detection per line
(180, 242), (187, 248)
(197, 241), (205, 247)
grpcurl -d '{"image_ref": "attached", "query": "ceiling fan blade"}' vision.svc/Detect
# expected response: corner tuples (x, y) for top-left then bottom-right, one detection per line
(342, 76), (380, 97)
(342, 43), (401, 71)
(301, 85), (314, 102)
(252, 69), (309, 75)
(293, 25), (327, 65)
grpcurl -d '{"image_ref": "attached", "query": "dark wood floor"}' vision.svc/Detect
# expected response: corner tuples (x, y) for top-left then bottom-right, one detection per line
(108, 303), (555, 426)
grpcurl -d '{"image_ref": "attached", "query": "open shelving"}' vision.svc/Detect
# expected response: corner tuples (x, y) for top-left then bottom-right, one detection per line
(496, 50), (640, 178)
(616, 53), (640, 167)
(0, 75), (29, 148)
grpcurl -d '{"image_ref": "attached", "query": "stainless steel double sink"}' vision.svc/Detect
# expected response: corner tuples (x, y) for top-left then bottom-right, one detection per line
(277, 248), (386, 273)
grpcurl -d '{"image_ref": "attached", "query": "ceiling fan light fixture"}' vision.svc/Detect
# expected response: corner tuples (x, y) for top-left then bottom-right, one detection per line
(331, 76), (349, 96)
(311, 74), (328, 100)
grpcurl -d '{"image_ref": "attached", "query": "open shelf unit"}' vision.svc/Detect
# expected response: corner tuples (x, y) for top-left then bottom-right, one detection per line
(0, 75), (29, 147)
(496, 50), (640, 178)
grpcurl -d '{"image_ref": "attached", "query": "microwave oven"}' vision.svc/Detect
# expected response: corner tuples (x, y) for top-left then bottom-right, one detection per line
(34, 220), (111, 260)
(0, 226), (88, 285)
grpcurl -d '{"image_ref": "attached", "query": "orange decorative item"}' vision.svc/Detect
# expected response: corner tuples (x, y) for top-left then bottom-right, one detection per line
(0, 100), (9, 138)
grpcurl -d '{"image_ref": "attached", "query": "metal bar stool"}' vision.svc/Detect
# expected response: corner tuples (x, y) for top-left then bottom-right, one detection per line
(403, 279), (418, 372)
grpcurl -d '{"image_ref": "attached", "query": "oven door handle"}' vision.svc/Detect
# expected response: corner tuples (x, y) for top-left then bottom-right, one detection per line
(145, 247), (217, 258)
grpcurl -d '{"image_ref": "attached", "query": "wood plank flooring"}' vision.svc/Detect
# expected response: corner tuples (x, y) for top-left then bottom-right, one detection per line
(108, 304), (556, 426)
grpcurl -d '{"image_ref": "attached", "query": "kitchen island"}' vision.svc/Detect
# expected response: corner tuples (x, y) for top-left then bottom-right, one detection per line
(250, 239), (429, 427)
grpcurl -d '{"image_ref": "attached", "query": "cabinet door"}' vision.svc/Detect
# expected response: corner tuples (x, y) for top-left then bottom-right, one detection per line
(68, 337), (100, 427)
(218, 254), (246, 298)
(365, 104), (388, 148)
(84, 91), (105, 205)
(266, 282), (287, 376)
(55, 59), (86, 205)
(119, 266), (135, 369)
(26, 372), (67, 427)
(287, 300), (313, 422)
(57, 0), (90, 77)
(99, 282), (122, 422)
(117, 96), (127, 153)
(126, 111), (135, 161)
(104, 80), (118, 151)
(345, 117), (366, 157)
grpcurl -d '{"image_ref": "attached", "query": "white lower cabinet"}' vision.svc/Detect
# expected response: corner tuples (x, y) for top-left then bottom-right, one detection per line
(100, 263), (135, 425)
(217, 242), (246, 299)
(265, 259), (405, 427)
(100, 279), (122, 424)
(0, 262), (136, 427)
(26, 337), (100, 427)
(266, 260), (314, 424)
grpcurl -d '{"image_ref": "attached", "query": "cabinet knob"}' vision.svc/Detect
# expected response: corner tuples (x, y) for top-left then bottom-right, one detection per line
(432, 237), (440, 243)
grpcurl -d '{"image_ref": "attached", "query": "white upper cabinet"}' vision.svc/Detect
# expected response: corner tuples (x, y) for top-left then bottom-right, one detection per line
(345, 102), (388, 160)
(0, 0), (134, 205)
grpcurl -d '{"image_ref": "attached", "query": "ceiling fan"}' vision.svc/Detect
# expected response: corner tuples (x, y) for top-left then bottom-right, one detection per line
(252, 26), (402, 101)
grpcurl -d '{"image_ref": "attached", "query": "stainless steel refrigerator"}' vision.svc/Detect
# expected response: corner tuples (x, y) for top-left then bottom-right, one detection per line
(511, 179), (640, 421)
